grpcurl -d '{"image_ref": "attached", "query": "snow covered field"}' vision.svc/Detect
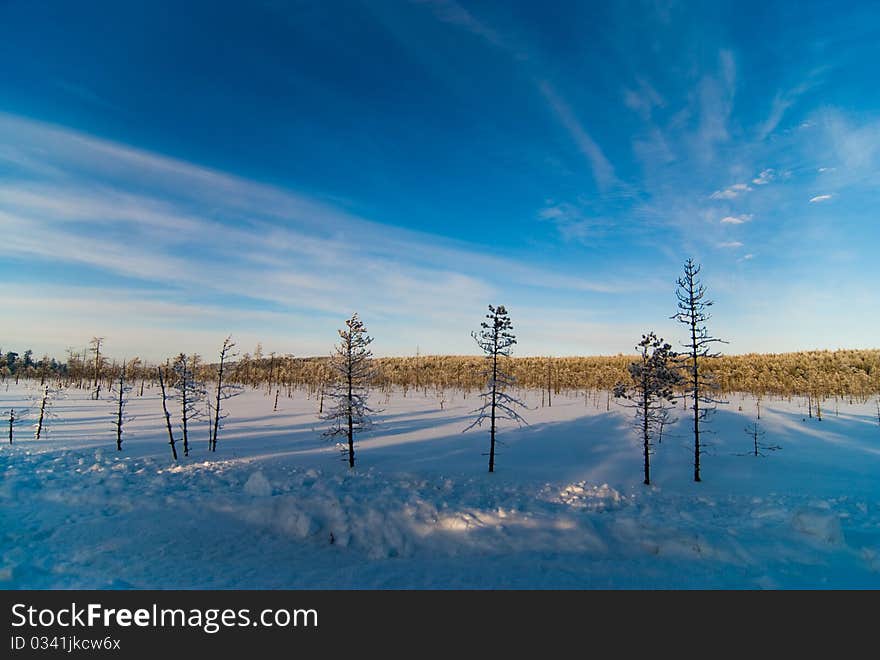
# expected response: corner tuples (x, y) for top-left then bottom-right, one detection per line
(2, 383), (880, 589)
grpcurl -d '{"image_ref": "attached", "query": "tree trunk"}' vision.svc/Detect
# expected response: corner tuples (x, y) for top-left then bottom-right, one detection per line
(546, 361), (552, 407)
(689, 282), (701, 483)
(35, 386), (48, 440)
(489, 336), (498, 473)
(643, 391), (650, 486)
(211, 352), (226, 452)
(115, 370), (125, 451)
(347, 340), (355, 469)
(158, 366), (178, 461)
(181, 381), (189, 457)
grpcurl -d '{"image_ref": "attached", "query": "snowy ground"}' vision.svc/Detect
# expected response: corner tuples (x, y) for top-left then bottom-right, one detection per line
(2, 382), (880, 589)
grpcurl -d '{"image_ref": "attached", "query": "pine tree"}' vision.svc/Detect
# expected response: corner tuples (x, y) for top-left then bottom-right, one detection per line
(172, 353), (206, 457)
(321, 314), (377, 469)
(740, 420), (781, 457)
(109, 359), (134, 451)
(614, 332), (682, 485)
(672, 258), (727, 482)
(464, 305), (527, 473)
(209, 336), (243, 452)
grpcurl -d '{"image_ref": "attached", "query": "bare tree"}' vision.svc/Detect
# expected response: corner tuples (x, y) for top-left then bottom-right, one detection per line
(614, 332), (682, 485)
(740, 420), (781, 457)
(157, 362), (178, 461)
(109, 359), (134, 451)
(546, 358), (553, 407)
(318, 367), (327, 415)
(209, 336), (243, 452)
(656, 405), (674, 444)
(89, 336), (105, 400)
(464, 305), (527, 473)
(321, 313), (377, 469)
(672, 259), (727, 482)
(172, 353), (206, 457)
(7, 407), (26, 444)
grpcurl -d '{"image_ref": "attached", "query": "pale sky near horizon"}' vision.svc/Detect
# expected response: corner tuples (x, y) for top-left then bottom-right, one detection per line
(2, 1), (879, 362)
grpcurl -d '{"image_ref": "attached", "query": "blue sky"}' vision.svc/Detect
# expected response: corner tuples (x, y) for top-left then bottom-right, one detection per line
(2, 0), (879, 360)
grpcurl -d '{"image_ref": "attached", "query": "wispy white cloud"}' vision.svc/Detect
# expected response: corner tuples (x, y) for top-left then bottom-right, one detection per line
(623, 78), (665, 120)
(692, 50), (736, 162)
(0, 112), (641, 359)
(823, 111), (880, 173)
(411, 2), (618, 192)
(538, 202), (610, 244)
(710, 183), (752, 199)
(718, 241), (744, 249)
(757, 71), (825, 140)
(720, 214), (753, 224)
(757, 93), (794, 141)
(537, 81), (617, 190)
(809, 194), (833, 203)
(412, 0), (510, 52)
(752, 168), (775, 185)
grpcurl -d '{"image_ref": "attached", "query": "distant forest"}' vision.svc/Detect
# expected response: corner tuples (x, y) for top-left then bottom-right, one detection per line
(4, 345), (879, 400)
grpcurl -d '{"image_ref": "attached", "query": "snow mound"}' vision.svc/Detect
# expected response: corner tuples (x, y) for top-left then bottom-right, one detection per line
(244, 471), (272, 497)
(791, 507), (844, 545)
(555, 482), (626, 510)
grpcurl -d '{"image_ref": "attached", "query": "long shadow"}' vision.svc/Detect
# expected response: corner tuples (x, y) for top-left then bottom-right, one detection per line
(364, 414), (474, 439)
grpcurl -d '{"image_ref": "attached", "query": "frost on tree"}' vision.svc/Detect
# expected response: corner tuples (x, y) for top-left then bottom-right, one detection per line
(614, 332), (682, 485)
(464, 304), (527, 473)
(209, 336), (243, 453)
(320, 313), (378, 469)
(672, 258), (727, 482)
(172, 353), (206, 457)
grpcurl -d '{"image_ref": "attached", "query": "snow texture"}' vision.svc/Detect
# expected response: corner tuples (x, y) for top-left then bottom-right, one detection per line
(2, 383), (880, 588)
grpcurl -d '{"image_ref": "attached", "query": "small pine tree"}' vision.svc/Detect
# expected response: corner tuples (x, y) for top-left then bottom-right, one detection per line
(740, 420), (781, 457)
(209, 336), (243, 452)
(614, 332), (682, 485)
(108, 359), (135, 451)
(172, 353), (206, 457)
(672, 258), (727, 482)
(320, 314), (378, 469)
(464, 305), (527, 473)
